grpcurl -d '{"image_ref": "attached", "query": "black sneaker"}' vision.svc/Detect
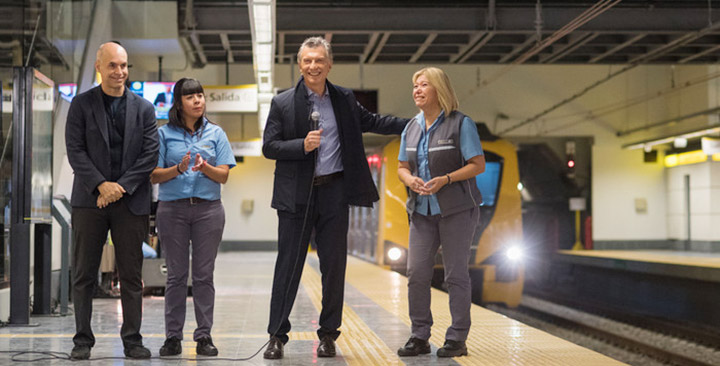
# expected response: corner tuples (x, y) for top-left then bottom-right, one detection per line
(124, 344), (151, 359)
(196, 337), (218, 356)
(70, 345), (91, 360)
(397, 337), (431, 356)
(159, 336), (182, 356)
(436, 339), (468, 357)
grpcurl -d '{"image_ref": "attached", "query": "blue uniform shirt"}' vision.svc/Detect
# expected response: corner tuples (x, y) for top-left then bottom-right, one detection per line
(157, 119), (236, 201)
(308, 87), (343, 176)
(398, 111), (484, 216)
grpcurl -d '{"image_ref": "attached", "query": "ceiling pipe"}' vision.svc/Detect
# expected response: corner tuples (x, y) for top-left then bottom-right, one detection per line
(487, 0), (497, 30)
(499, 14), (720, 136)
(0, 40), (21, 48)
(618, 106), (720, 137)
(483, 0), (621, 88)
(497, 64), (637, 136)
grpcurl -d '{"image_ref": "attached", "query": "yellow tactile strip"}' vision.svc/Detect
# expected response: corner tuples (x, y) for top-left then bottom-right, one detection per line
(342, 256), (626, 366)
(559, 250), (720, 268)
(0, 332), (315, 339)
(300, 262), (404, 366)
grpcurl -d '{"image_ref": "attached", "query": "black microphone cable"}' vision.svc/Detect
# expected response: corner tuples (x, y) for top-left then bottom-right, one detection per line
(0, 110), (325, 364)
(263, 106), (321, 350)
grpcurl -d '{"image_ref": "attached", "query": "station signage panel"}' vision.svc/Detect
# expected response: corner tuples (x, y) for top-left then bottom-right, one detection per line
(230, 139), (262, 157)
(1, 86), (54, 112)
(33, 85), (54, 111)
(205, 84), (258, 113)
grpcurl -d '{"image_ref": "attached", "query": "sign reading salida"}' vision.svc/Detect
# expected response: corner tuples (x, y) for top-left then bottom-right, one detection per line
(205, 84), (258, 112)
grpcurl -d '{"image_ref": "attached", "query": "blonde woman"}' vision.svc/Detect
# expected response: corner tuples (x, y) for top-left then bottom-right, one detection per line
(396, 67), (485, 358)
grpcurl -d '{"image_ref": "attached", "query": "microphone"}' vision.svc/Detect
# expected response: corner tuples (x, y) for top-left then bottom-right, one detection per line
(310, 111), (320, 131)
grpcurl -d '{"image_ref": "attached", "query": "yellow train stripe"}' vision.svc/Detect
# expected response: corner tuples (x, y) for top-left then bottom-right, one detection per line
(300, 261), (405, 366)
(344, 256), (625, 366)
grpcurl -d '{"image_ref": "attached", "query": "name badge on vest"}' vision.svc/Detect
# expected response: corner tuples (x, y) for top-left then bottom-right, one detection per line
(437, 139), (454, 145)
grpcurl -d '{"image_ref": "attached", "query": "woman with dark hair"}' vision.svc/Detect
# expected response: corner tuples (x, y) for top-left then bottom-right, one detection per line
(150, 78), (236, 357)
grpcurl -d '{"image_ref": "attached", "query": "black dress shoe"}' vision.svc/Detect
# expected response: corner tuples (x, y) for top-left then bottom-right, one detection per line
(70, 345), (91, 360)
(124, 344), (151, 359)
(317, 336), (336, 357)
(397, 337), (431, 356)
(159, 336), (182, 356)
(436, 339), (468, 357)
(263, 336), (283, 359)
(196, 337), (219, 356)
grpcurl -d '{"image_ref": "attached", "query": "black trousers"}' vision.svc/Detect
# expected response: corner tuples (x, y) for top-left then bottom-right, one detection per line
(71, 198), (148, 347)
(267, 178), (349, 343)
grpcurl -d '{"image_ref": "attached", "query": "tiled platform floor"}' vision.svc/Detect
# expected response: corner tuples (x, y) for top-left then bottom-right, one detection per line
(0, 252), (624, 365)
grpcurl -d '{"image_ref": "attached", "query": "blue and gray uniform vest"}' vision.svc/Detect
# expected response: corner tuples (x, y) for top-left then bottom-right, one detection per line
(404, 111), (482, 217)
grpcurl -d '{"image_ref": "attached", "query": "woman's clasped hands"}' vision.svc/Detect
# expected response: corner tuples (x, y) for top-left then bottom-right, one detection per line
(178, 151), (207, 174)
(408, 176), (447, 195)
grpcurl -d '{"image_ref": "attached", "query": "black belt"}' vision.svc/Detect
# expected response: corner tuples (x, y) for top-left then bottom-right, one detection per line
(171, 197), (213, 205)
(313, 171), (343, 186)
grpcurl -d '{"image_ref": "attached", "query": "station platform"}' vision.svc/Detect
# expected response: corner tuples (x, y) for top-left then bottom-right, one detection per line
(0, 251), (623, 365)
(538, 249), (720, 331)
(556, 249), (720, 282)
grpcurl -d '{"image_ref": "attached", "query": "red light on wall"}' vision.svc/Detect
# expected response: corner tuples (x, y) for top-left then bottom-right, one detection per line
(567, 160), (575, 168)
(367, 154), (381, 167)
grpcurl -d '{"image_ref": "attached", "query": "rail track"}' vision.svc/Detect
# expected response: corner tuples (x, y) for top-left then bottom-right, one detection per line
(487, 295), (720, 366)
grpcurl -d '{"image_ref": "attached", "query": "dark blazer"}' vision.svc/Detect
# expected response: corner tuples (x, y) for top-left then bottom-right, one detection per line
(65, 86), (159, 215)
(263, 78), (409, 213)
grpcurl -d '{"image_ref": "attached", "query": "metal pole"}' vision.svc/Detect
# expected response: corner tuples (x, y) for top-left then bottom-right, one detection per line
(225, 51), (230, 85)
(32, 224), (52, 315)
(685, 175), (691, 250)
(51, 197), (71, 315)
(158, 56), (163, 82)
(358, 55), (364, 90)
(9, 67), (32, 325)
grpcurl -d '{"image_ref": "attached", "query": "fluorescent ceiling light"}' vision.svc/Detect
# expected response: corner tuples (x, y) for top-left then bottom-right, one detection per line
(622, 125), (720, 150)
(673, 138), (688, 149)
(255, 44), (273, 72)
(256, 29), (272, 44)
(253, 4), (272, 43)
(249, 0), (275, 132)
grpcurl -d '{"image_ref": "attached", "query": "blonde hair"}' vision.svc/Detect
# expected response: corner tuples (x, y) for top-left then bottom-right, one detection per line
(412, 67), (459, 114)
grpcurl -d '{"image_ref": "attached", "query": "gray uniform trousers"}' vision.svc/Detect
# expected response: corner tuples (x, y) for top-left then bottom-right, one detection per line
(407, 206), (479, 342)
(157, 199), (225, 341)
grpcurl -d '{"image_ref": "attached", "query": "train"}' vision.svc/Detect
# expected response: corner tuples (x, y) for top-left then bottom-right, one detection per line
(348, 124), (524, 307)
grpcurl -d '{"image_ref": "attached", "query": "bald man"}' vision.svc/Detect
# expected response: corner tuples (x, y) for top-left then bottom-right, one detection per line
(65, 42), (158, 360)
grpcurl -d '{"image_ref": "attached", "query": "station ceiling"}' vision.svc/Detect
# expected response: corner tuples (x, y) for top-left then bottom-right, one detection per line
(182, 0), (720, 67)
(2, 1), (720, 69)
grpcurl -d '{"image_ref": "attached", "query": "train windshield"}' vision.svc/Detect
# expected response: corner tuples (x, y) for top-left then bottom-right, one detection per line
(476, 161), (501, 206)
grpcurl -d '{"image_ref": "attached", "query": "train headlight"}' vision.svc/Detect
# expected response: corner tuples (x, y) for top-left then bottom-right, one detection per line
(387, 247), (403, 261)
(505, 246), (523, 262)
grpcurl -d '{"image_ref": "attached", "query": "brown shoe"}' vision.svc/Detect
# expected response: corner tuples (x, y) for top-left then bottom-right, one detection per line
(317, 336), (336, 357)
(263, 336), (283, 359)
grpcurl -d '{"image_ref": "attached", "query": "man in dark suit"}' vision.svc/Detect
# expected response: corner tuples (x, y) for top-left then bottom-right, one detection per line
(65, 42), (159, 360)
(262, 36), (408, 359)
